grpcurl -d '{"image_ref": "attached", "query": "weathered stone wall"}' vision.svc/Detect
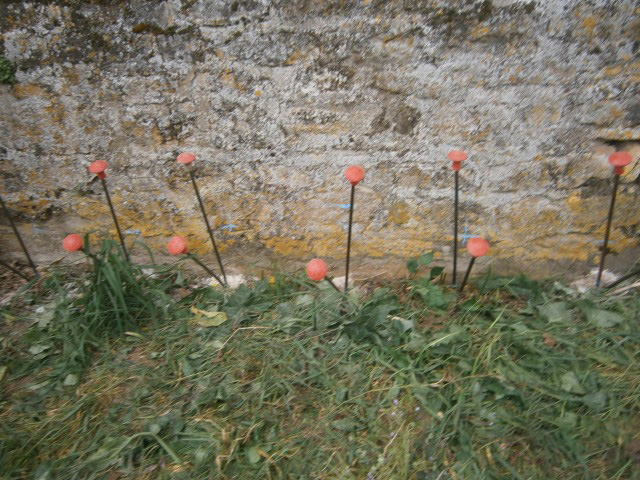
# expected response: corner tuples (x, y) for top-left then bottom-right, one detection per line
(1, 0), (639, 279)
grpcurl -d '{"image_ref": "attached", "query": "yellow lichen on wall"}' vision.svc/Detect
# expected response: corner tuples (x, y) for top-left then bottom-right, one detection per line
(292, 123), (349, 135)
(582, 16), (597, 37)
(220, 69), (247, 92)
(2, 1), (639, 280)
(387, 201), (410, 225)
(11, 84), (47, 99)
(264, 237), (310, 256)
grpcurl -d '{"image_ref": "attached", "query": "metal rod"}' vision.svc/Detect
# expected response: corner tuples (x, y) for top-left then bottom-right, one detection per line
(0, 259), (30, 281)
(345, 184), (355, 292)
(596, 173), (619, 287)
(189, 169), (227, 284)
(99, 177), (129, 262)
(187, 254), (226, 286)
(0, 194), (39, 277)
(453, 170), (459, 285)
(325, 277), (342, 293)
(458, 257), (476, 293)
(605, 267), (640, 289)
(328, 276), (348, 317)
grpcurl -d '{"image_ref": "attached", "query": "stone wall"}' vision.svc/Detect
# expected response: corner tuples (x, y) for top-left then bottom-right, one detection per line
(1, 0), (639, 280)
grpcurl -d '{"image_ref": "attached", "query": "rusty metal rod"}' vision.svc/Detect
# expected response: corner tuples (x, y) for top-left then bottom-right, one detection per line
(345, 184), (355, 292)
(99, 177), (129, 262)
(187, 253), (226, 286)
(325, 276), (342, 293)
(596, 174), (619, 287)
(453, 169), (459, 285)
(605, 267), (640, 289)
(0, 259), (30, 281)
(188, 169), (227, 285)
(0, 194), (39, 277)
(458, 257), (476, 293)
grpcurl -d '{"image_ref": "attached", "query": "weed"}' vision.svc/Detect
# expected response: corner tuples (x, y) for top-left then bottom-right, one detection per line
(0, 57), (16, 85)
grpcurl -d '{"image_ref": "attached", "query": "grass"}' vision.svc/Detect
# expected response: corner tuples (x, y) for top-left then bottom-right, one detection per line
(1, 242), (639, 479)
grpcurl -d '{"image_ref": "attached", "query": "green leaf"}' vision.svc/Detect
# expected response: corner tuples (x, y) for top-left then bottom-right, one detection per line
(331, 418), (363, 432)
(427, 325), (465, 347)
(28, 344), (51, 355)
(63, 374), (78, 386)
(429, 266), (444, 280)
(174, 270), (185, 287)
(458, 360), (472, 372)
(205, 340), (225, 351)
(191, 307), (228, 327)
(246, 446), (261, 464)
(403, 332), (425, 352)
(418, 285), (447, 308)
(556, 411), (578, 429)
(274, 316), (301, 334)
(182, 359), (194, 377)
(335, 387), (348, 402)
(582, 391), (608, 412)
(510, 322), (531, 334)
(538, 302), (571, 323)
(149, 423), (162, 435)
(560, 371), (585, 394)
(0, 366), (6, 381)
(419, 253), (434, 266)
(36, 308), (55, 329)
(584, 308), (624, 328)
(391, 316), (414, 332)
(294, 294), (314, 307)
(407, 258), (419, 274)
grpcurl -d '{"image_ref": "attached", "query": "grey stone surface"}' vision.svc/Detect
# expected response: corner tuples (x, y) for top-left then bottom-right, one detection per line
(0, 0), (638, 278)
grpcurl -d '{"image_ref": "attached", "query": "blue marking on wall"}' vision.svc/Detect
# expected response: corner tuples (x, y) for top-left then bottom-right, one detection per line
(459, 225), (478, 245)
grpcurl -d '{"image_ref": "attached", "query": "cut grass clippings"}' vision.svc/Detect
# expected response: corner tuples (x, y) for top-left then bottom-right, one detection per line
(1, 249), (639, 479)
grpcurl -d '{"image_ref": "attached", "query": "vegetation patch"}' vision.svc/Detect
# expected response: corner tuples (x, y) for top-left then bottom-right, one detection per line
(0, 57), (16, 85)
(1, 243), (639, 479)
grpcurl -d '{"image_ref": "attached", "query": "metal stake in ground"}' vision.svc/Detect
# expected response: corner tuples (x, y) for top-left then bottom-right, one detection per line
(605, 267), (640, 290)
(0, 194), (39, 278)
(0, 259), (30, 281)
(448, 151), (467, 285)
(458, 237), (489, 293)
(167, 235), (225, 286)
(89, 161), (129, 262)
(343, 165), (365, 292)
(596, 152), (632, 287)
(178, 153), (227, 285)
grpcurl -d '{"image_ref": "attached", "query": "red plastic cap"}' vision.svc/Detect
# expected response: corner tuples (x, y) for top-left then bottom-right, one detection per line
(177, 152), (196, 165)
(167, 236), (188, 255)
(63, 234), (83, 252)
(345, 165), (365, 186)
(467, 237), (489, 257)
(448, 150), (467, 170)
(306, 258), (328, 281)
(89, 160), (107, 174)
(608, 152), (632, 168)
(448, 151), (467, 162)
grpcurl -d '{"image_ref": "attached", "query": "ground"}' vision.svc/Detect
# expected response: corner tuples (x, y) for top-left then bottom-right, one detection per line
(1, 241), (639, 479)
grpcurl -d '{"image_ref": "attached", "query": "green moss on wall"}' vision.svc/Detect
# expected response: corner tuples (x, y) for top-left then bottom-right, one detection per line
(0, 57), (16, 84)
